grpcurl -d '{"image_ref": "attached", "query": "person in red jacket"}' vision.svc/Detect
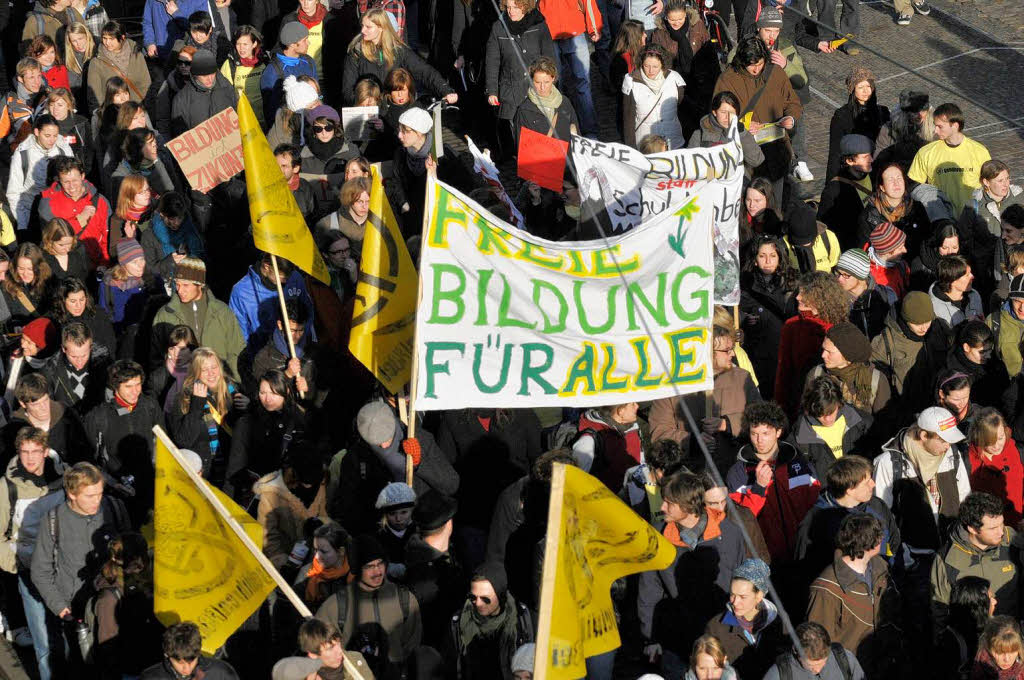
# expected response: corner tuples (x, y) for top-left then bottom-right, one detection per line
(573, 402), (643, 493)
(36, 156), (113, 267)
(774, 270), (849, 419)
(968, 407), (1024, 528)
(867, 221), (910, 302)
(26, 36), (71, 91)
(537, 0), (601, 137)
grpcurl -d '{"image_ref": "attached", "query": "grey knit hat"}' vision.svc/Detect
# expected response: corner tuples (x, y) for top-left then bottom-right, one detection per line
(511, 644), (535, 674)
(272, 657), (322, 680)
(836, 249), (871, 280)
(733, 558), (771, 593)
(356, 401), (397, 445)
(376, 482), (417, 510)
(279, 21), (309, 47)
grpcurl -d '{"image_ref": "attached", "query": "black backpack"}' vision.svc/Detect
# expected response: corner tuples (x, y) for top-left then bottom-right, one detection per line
(776, 644), (853, 680)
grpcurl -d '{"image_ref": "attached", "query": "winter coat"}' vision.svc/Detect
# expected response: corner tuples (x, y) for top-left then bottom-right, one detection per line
(774, 313), (832, 419)
(223, 404), (305, 501)
(42, 351), (110, 416)
(727, 441), (820, 563)
(169, 73), (239, 137)
(484, 10), (556, 120)
(621, 69), (686, 149)
(688, 113), (764, 173)
(37, 180), (112, 266)
(333, 428), (459, 535)
(739, 271), (795, 397)
(704, 601), (788, 680)
(929, 283), (984, 327)
(86, 39), (151, 111)
(42, 244), (91, 284)
(870, 314), (951, 411)
(228, 265), (315, 352)
(826, 94), (891, 181)
(151, 292), (246, 380)
(165, 387), (242, 481)
(649, 14), (718, 112)
(947, 344), (1012, 410)
(959, 185), (1024, 288)
(0, 456), (64, 574)
(849, 283), (890, 340)
(818, 167), (873, 250)
(763, 647), (866, 680)
(253, 470), (328, 568)
(857, 195), (931, 257)
(537, 0), (602, 40)
(448, 595), (532, 680)
(788, 407), (872, 482)
(991, 302), (1024, 377)
(0, 400), (90, 466)
(340, 44), (452, 106)
(435, 409), (542, 530)
(572, 409), (643, 493)
(638, 509), (747, 655)
(6, 135), (74, 230)
(404, 534), (468, 651)
(873, 428), (971, 551)
(650, 366), (760, 475)
(53, 112), (93, 173)
(968, 430), (1024, 529)
(513, 93), (578, 143)
(141, 0), (209, 58)
(257, 51), (317, 123)
(387, 138), (474, 238)
(140, 657), (239, 680)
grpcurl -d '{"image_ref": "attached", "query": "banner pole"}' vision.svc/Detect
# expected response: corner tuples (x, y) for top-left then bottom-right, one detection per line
(152, 426), (366, 679)
(534, 462), (567, 680)
(269, 254), (305, 399)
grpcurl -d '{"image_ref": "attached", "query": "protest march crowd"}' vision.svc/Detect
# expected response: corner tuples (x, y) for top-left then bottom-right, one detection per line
(0, 0), (1019, 674)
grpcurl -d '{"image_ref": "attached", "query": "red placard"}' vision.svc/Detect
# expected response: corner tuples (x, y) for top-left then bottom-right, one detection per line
(517, 126), (569, 192)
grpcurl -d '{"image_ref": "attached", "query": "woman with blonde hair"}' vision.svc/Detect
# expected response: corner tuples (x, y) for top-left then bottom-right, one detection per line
(40, 217), (90, 282)
(316, 177), (370, 259)
(340, 8), (455, 106)
(513, 56), (578, 143)
(686, 634), (737, 680)
(167, 347), (250, 486)
(45, 87), (93, 172)
(968, 407), (1023, 527)
(98, 238), (153, 333)
(111, 174), (154, 242)
(2, 243), (53, 326)
(64, 23), (95, 85)
(974, 616), (1024, 679)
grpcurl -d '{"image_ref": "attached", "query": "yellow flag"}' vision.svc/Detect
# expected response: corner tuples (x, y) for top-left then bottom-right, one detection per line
(152, 432), (275, 653)
(237, 93), (329, 284)
(348, 164), (417, 394)
(537, 464), (676, 680)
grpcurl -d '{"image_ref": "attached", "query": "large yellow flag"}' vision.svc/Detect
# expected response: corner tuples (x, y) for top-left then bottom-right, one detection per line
(237, 93), (329, 284)
(348, 164), (417, 394)
(536, 464), (676, 680)
(152, 430), (275, 653)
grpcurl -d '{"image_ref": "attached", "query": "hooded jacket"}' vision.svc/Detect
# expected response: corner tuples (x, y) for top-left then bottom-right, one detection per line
(404, 533), (468, 651)
(253, 470), (328, 568)
(817, 165), (874, 250)
(849, 282), (890, 340)
(0, 456), (65, 573)
(0, 399), (90, 466)
(6, 134), (74, 230)
(870, 314), (951, 413)
(228, 264), (314, 350)
(170, 72), (239, 137)
(37, 179), (113, 266)
(704, 600), (787, 680)
(992, 302), (1024, 377)
(139, 656), (240, 680)
(573, 409), (643, 493)
(788, 407), (872, 482)
(727, 441), (821, 563)
(151, 291), (246, 381)
(86, 38), (151, 111)
(484, 10), (556, 120)
(929, 282), (983, 327)
(968, 431), (1024, 532)
(621, 68), (686, 149)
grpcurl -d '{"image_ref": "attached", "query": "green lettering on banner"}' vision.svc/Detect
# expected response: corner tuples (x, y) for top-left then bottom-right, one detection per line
(519, 343), (557, 395)
(631, 337), (665, 388)
(475, 216), (514, 256)
(423, 342), (466, 398)
(671, 266), (711, 322)
(560, 343), (597, 396)
(566, 250), (588, 276)
(475, 269), (494, 326)
(517, 241), (564, 271)
(428, 264), (466, 324)
(498, 274), (536, 329)
(625, 273), (668, 330)
(574, 281), (618, 334)
(532, 280), (568, 333)
(599, 344), (629, 392)
(427, 188), (465, 247)
(592, 245), (640, 277)
(665, 328), (706, 385)
(472, 342), (513, 393)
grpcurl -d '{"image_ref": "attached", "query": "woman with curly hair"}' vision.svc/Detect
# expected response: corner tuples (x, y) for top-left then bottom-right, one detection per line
(51, 276), (117, 357)
(621, 45), (686, 149)
(773, 271), (848, 418)
(2, 243), (53, 328)
(740, 235), (798, 397)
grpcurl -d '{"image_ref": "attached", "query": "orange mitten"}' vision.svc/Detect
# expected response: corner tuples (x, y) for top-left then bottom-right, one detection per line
(401, 438), (422, 466)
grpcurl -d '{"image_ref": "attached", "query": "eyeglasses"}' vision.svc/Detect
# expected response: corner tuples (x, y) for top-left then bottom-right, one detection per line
(468, 594), (492, 605)
(329, 247), (350, 255)
(312, 123), (336, 133)
(177, 60), (192, 67)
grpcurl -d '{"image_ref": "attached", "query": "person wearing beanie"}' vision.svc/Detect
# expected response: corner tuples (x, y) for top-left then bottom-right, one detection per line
(300, 105), (358, 178)
(151, 256), (246, 381)
(169, 47), (239, 136)
(870, 290), (951, 417)
(928, 254), (983, 327)
(825, 69), (890, 182)
(259, 21), (318, 123)
(510, 643), (535, 678)
(705, 555), (786, 680)
(834, 248), (889, 340)
(909, 102), (992, 217)
(314, 533), (423, 677)
(783, 204), (840, 274)
(18, 316), (58, 367)
(375, 481), (416, 576)
(809, 321), (890, 414)
(451, 561), (533, 680)
(278, 0), (341, 87)
(99, 237), (154, 336)
(334, 401), (458, 534)
(818, 134), (875, 251)
(873, 89), (931, 173)
(866, 221), (910, 302)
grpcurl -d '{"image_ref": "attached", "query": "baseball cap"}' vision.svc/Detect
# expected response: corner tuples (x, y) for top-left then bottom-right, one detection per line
(917, 406), (965, 444)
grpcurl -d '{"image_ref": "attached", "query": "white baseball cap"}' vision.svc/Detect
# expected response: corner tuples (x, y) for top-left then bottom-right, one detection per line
(917, 406), (965, 444)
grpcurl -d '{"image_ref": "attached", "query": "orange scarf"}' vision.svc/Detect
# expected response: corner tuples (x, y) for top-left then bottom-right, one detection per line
(662, 508), (725, 547)
(305, 555), (353, 605)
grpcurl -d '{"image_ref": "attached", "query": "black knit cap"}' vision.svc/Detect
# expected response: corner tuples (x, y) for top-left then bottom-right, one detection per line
(473, 561), (508, 601)
(355, 534), (387, 570)
(413, 490), (457, 531)
(826, 321), (872, 364)
(787, 205), (818, 245)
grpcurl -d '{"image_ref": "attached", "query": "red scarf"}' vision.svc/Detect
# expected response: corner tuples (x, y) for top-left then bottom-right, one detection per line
(115, 393), (137, 412)
(287, 174), (301, 191)
(239, 49), (261, 67)
(126, 202), (147, 222)
(298, 4), (326, 27)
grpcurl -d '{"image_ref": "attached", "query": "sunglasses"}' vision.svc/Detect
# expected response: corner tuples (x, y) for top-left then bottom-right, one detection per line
(312, 123), (336, 133)
(468, 594), (492, 605)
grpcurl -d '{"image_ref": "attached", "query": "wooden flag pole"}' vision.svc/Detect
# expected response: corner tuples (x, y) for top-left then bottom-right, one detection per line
(533, 462), (567, 680)
(270, 255), (305, 399)
(152, 427), (367, 679)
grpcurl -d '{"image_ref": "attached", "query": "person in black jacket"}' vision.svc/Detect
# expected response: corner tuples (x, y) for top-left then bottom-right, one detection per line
(41, 321), (110, 417)
(169, 50), (239, 137)
(140, 622), (240, 680)
(274, 143), (322, 227)
(818, 133), (874, 250)
(826, 67), (890, 182)
(739, 234), (797, 397)
(946, 320), (1011, 410)
(835, 248), (890, 340)
(49, 277), (116, 359)
(0, 371), (90, 466)
(512, 55), (578, 144)
(789, 375), (873, 482)
(911, 221), (960, 292)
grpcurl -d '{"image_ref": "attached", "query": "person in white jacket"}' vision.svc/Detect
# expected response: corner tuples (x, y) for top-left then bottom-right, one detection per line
(5, 114), (73, 232)
(621, 45), (686, 150)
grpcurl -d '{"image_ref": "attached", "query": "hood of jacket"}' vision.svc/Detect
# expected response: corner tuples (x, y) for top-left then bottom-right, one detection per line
(4, 455), (64, 496)
(736, 439), (800, 467)
(11, 399), (67, 429)
(403, 532), (449, 568)
(792, 406), (864, 446)
(948, 521), (1012, 558)
(721, 598), (779, 633)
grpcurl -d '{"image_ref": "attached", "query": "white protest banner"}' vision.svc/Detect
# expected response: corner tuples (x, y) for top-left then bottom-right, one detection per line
(341, 106), (379, 142)
(413, 176), (714, 411)
(465, 135), (525, 229)
(166, 107), (243, 194)
(570, 133), (744, 304)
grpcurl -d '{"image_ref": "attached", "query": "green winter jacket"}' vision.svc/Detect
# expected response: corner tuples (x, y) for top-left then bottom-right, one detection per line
(151, 292), (246, 380)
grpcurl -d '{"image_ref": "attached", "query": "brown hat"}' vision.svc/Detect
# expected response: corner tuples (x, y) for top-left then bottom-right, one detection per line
(174, 257), (206, 286)
(826, 321), (872, 364)
(846, 67), (876, 94)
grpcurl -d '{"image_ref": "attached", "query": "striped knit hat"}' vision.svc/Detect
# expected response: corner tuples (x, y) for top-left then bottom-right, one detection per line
(836, 249), (871, 280)
(869, 222), (906, 254)
(115, 238), (144, 266)
(174, 256), (206, 286)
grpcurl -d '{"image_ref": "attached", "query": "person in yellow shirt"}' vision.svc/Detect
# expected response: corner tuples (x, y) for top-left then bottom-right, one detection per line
(908, 102), (991, 216)
(220, 26), (269, 128)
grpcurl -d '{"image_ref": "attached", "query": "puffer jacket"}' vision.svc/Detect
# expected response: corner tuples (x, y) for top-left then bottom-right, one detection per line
(86, 39), (152, 111)
(0, 456), (65, 574)
(687, 113), (764, 173)
(253, 470), (328, 568)
(37, 179), (113, 266)
(621, 69), (686, 149)
(169, 72), (239, 137)
(5, 135), (74, 230)
(484, 10), (556, 120)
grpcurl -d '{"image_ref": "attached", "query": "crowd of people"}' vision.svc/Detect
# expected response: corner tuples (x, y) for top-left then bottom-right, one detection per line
(0, 0), (1020, 676)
